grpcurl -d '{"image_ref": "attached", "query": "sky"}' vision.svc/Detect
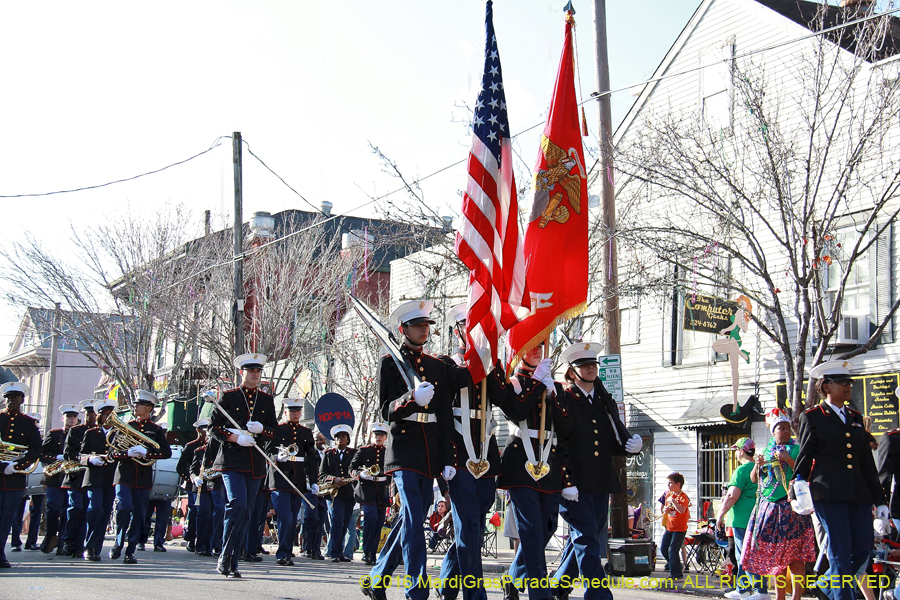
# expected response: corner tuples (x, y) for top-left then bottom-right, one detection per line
(0, 0), (703, 344)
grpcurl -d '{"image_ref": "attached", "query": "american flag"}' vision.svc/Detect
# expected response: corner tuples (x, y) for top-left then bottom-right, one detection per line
(455, 0), (527, 384)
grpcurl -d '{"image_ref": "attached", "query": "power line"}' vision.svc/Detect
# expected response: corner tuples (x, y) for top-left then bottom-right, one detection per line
(0, 136), (230, 198)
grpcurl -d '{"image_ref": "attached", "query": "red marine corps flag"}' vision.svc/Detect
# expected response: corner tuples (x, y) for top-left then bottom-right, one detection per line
(455, 0), (528, 384)
(507, 10), (589, 369)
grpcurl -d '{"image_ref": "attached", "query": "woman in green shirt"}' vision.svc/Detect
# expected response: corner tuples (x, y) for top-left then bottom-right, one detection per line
(742, 409), (815, 600)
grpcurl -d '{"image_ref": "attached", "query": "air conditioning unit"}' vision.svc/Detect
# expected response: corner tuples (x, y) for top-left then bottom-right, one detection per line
(834, 311), (870, 345)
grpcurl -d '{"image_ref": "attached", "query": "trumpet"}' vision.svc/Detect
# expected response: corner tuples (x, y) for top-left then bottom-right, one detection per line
(276, 443), (303, 462)
(105, 412), (160, 467)
(0, 436), (38, 474)
(44, 459), (85, 477)
(359, 464), (381, 479)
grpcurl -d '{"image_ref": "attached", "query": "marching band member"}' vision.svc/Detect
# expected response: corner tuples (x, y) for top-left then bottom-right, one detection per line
(0, 383), (41, 569)
(437, 303), (512, 600)
(81, 400), (118, 561)
(361, 300), (454, 600)
(109, 390), (171, 565)
(320, 423), (357, 562)
(492, 345), (567, 600)
(349, 421), (391, 565)
(38, 404), (80, 554)
(176, 417), (208, 553)
(208, 353), (277, 578)
(191, 432), (225, 557)
(550, 342), (642, 600)
(301, 430), (328, 560)
(60, 400), (97, 557)
(795, 360), (887, 600)
(269, 398), (318, 566)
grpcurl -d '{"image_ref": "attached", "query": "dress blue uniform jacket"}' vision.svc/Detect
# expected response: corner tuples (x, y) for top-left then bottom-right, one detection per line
(559, 379), (631, 494)
(319, 447), (357, 501)
(63, 424), (90, 489)
(111, 419), (171, 489)
(0, 411), (41, 491)
(796, 402), (885, 505)
(349, 444), (391, 507)
(267, 422), (317, 493)
(80, 427), (117, 488)
(209, 387), (277, 478)
(493, 367), (570, 493)
(177, 437), (205, 494)
(40, 428), (68, 487)
(379, 346), (454, 478)
(192, 439), (224, 493)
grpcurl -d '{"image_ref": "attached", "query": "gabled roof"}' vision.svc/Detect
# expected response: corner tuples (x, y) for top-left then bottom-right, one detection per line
(615, 0), (900, 144)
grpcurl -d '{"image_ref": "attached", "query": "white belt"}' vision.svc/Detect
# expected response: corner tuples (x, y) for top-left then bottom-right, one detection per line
(372, 476), (388, 482)
(508, 424), (557, 444)
(403, 412), (437, 423)
(452, 408), (488, 419)
(282, 456), (304, 462)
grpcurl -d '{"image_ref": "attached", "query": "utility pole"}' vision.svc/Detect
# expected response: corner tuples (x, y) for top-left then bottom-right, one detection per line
(233, 132), (245, 374)
(592, 0), (627, 540)
(45, 302), (60, 435)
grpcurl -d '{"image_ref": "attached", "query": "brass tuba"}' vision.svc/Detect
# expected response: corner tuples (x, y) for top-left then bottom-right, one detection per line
(0, 437), (38, 474)
(105, 412), (160, 467)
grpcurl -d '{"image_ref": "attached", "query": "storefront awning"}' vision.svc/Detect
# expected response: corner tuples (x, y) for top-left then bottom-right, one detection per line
(673, 398), (729, 429)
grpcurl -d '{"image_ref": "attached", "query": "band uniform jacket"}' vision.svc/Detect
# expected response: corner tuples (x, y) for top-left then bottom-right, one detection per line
(440, 356), (508, 478)
(63, 423), (91, 489)
(379, 346), (454, 478)
(349, 444), (390, 508)
(177, 437), (205, 494)
(319, 446), (357, 501)
(0, 411), (41, 491)
(796, 403), (885, 505)
(111, 418), (172, 489)
(191, 439), (224, 493)
(268, 422), (318, 493)
(80, 426), (117, 488)
(40, 427), (69, 488)
(560, 379), (632, 494)
(877, 429), (900, 517)
(492, 366), (570, 493)
(209, 387), (277, 478)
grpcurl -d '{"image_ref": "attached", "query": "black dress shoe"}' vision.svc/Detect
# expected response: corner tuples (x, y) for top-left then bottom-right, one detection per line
(25, 542), (37, 551)
(314, 553), (324, 560)
(241, 553), (263, 562)
(0, 558), (11, 568)
(258, 547), (270, 555)
(186, 543), (195, 553)
(229, 569), (242, 578)
(331, 557), (340, 562)
(197, 550), (212, 557)
(57, 546), (69, 556)
(153, 546), (166, 552)
(10, 546), (21, 552)
(340, 557), (352, 562)
(503, 581), (520, 600)
(137, 543), (146, 552)
(360, 576), (388, 600)
(276, 557), (295, 566)
(217, 554), (231, 577)
(109, 545), (122, 559)
(123, 554), (137, 564)
(85, 550), (101, 562)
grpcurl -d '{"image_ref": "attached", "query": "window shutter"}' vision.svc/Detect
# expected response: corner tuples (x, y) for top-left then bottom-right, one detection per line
(874, 222), (893, 344)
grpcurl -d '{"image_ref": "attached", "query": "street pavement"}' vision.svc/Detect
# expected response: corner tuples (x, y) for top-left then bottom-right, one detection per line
(0, 540), (736, 600)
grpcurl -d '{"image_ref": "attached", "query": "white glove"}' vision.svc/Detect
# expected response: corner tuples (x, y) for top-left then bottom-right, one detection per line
(89, 456), (105, 466)
(127, 445), (148, 458)
(443, 465), (457, 481)
(533, 358), (552, 382)
(246, 421), (264, 434)
(236, 434), (254, 447)
(3, 462), (17, 476)
(413, 382), (435, 406)
(56, 454), (64, 461)
(877, 504), (890, 521)
(624, 434), (642, 454)
(276, 453), (289, 462)
(562, 486), (579, 502)
(191, 476), (203, 488)
(875, 518), (891, 536)
(311, 483), (319, 495)
(360, 471), (374, 481)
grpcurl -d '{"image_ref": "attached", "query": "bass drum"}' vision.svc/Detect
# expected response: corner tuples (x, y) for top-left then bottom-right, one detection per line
(25, 462), (45, 496)
(151, 445), (182, 501)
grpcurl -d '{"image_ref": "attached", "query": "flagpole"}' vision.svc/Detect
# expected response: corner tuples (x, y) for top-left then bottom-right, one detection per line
(591, 0), (627, 540)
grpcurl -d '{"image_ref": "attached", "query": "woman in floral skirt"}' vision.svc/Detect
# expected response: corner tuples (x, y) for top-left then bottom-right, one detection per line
(741, 409), (815, 600)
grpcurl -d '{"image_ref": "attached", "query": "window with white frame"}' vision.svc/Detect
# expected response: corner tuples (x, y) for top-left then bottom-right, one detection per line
(620, 304), (640, 345)
(700, 38), (735, 133)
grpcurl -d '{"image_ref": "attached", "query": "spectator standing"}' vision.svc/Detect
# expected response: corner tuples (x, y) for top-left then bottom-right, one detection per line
(660, 472), (691, 581)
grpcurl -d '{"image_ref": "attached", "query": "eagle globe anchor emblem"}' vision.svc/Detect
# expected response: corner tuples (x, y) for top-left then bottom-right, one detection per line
(530, 135), (586, 229)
